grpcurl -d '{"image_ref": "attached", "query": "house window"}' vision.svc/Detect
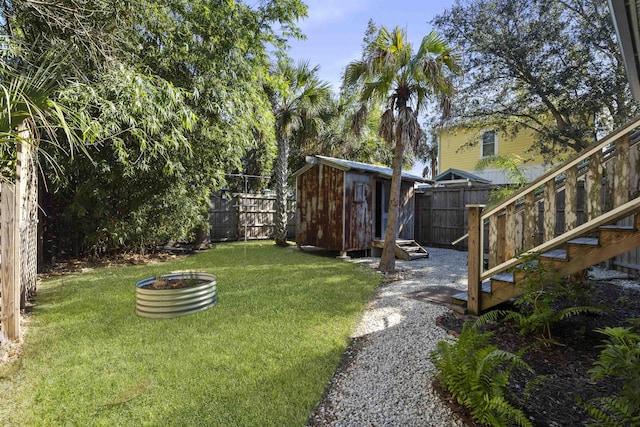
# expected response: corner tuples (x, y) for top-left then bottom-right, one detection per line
(481, 130), (496, 158)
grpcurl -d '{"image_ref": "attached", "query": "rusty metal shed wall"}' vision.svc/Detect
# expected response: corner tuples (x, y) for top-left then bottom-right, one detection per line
(343, 171), (373, 251)
(296, 164), (345, 251)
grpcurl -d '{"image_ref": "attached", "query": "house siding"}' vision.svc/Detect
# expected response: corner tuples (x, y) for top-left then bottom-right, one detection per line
(439, 127), (545, 180)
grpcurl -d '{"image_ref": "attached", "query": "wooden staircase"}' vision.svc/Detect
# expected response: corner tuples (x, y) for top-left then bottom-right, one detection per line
(372, 239), (429, 260)
(395, 239), (429, 260)
(454, 114), (640, 315)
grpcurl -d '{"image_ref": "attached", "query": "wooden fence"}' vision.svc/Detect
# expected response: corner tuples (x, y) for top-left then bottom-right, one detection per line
(1, 136), (39, 343)
(209, 193), (296, 241)
(415, 186), (493, 250)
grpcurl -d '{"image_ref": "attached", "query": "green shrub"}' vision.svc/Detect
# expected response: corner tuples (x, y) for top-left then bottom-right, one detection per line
(432, 322), (533, 427)
(581, 325), (640, 426)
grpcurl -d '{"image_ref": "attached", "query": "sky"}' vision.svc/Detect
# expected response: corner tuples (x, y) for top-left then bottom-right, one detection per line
(286, 0), (457, 176)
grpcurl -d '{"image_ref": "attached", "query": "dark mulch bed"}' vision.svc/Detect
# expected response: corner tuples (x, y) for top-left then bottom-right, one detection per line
(436, 278), (640, 427)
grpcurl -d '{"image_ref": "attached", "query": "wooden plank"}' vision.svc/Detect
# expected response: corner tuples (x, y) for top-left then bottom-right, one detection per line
(544, 179), (556, 241)
(614, 134), (630, 208)
(497, 214), (506, 265)
(480, 279), (526, 311)
(505, 203), (516, 260)
(488, 214), (498, 268)
(524, 193), (536, 250)
(467, 205), (484, 316)
(515, 209), (524, 254)
(481, 198), (640, 281)
(587, 150), (603, 220)
(1, 184), (20, 342)
(565, 165), (578, 231)
(630, 140), (640, 199)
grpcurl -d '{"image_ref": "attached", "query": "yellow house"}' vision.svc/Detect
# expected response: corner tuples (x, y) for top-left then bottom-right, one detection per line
(437, 126), (551, 185)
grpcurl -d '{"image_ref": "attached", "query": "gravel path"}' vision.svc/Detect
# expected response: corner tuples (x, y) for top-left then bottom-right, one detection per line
(308, 247), (469, 426)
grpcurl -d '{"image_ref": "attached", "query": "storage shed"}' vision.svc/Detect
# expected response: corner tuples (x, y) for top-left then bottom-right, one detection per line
(293, 155), (431, 256)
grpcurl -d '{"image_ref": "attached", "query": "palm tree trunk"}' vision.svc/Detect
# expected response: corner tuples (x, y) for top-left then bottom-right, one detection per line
(274, 137), (290, 246)
(378, 137), (404, 272)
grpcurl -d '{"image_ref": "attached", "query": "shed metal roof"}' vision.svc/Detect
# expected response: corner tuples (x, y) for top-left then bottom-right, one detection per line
(293, 155), (433, 183)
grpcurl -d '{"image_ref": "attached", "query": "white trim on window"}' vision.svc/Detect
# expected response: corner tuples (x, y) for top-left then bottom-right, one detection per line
(480, 129), (498, 158)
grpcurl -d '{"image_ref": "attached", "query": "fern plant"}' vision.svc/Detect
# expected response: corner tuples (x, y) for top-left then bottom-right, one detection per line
(432, 322), (533, 426)
(581, 325), (640, 426)
(480, 257), (603, 343)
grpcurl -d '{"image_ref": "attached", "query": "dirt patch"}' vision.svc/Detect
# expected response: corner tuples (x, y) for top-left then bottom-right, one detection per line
(141, 278), (209, 290)
(39, 252), (189, 278)
(436, 279), (640, 427)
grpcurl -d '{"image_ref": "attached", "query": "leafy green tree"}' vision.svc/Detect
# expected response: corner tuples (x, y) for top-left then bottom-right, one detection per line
(344, 26), (459, 272)
(2, 0), (308, 255)
(270, 59), (330, 246)
(433, 0), (638, 161)
(296, 90), (391, 166)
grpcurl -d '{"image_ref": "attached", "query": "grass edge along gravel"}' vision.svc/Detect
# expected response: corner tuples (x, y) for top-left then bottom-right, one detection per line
(0, 242), (381, 426)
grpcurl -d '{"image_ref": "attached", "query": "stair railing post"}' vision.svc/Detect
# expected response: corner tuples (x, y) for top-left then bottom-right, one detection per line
(467, 204), (484, 315)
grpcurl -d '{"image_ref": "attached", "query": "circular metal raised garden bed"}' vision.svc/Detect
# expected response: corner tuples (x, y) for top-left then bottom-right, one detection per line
(135, 272), (217, 318)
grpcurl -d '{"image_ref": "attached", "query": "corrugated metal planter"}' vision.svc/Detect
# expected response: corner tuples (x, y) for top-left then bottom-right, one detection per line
(135, 272), (217, 318)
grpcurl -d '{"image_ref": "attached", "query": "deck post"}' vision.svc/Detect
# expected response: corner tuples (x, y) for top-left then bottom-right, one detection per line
(467, 204), (484, 316)
(1, 184), (19, 342)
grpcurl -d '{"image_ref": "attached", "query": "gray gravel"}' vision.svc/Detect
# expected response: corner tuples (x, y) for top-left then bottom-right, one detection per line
(308, 247), (469, 426)
(307, 249), (640, 426)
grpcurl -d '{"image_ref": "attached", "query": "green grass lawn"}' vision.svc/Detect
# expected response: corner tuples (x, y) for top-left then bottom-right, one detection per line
(0, 242), (380, 426)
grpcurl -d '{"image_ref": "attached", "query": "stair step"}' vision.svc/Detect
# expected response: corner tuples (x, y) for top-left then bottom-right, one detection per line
(396, 239), (415, 246)
(540, 249), (568, 260)
(492, 271), (515, 283)
(567, 237), (599, 246)
(393, 240), (429, 261)
(599, 225), (635, 231)
(451, 282), (491, 303)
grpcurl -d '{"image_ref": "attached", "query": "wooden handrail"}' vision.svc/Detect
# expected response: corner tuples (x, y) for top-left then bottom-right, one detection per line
(479, 197), (640, 281)
(480, 114), (640, 221)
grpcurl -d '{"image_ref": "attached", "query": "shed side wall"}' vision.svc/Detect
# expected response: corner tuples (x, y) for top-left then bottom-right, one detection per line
(296, 164), (344, 250)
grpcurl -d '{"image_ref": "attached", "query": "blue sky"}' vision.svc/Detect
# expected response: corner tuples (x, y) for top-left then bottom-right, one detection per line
(286, 0), (457, 175)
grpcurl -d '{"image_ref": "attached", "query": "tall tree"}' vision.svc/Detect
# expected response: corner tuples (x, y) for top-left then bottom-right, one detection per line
(344, 26), (459, 272)
(433, 0), (637, 161)
(2, 0), (308, 255)
(270, 59), (330, 246)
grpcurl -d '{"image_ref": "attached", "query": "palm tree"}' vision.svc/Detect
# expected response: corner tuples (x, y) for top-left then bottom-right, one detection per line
(270, 59), (330, 246)
(344, 26), (459, 272)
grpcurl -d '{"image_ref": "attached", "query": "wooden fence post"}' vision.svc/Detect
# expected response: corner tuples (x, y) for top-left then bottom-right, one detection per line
(467, 204), (484, 316)
(1, 184), (20, 342)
